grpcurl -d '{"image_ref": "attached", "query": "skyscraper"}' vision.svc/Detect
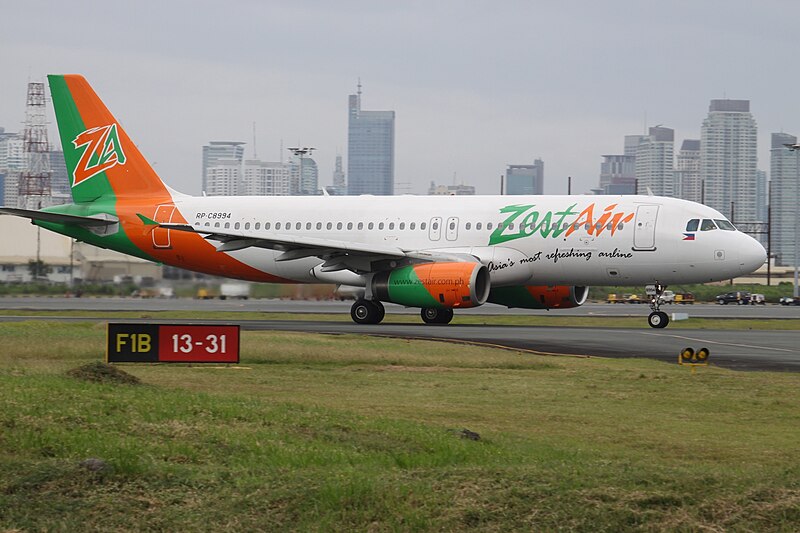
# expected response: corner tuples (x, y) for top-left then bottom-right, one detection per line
(700, 99), (758, 222)
(329, 154), (346, 195)
(505, 159), (544, 195)
(241, 159), (291, 196)
(770, 133), (798, 267)
(635, 126), (674, 196)
(675, 139), (701, 203)
(290, 156), (318, 196)
(202, 141), (245, 195)
(599, 154), (636, 194)
(347, 83), (395, 196)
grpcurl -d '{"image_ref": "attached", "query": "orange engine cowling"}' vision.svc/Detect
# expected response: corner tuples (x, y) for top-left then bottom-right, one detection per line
(372, 262), (490, 309)
(487, 285), (589, 309)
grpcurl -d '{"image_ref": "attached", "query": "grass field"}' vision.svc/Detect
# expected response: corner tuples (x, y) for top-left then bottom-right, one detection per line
(1, 321), (799, 531)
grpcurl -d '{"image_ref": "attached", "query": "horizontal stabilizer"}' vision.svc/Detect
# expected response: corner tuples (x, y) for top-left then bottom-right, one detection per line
(0, 207), (118, 227)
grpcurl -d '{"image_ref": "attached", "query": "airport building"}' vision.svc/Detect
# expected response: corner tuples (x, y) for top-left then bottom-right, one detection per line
(347, 83), (395, 196)
(770, 133), (799, 267)
(427, 181), (476, 195)
(700, 99), (758, 222)
(505, 159), (544, 195)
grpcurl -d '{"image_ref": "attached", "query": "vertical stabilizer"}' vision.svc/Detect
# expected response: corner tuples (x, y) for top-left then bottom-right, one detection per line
(48, 75), (172, 203)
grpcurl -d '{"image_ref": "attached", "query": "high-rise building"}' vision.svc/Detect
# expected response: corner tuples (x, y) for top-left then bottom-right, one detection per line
(241, 159), (291, 196)
(0, 134), (25, 207)
(202, 141), (245, 195)
(635, 126), (674, 197)
(329, 154), (346, 195)
(347, 83), (395, 195)
(700, 99), (758, 222)
(49, 150), (69, 195)
(599, 154), (636, 194)
(770, 133), (799, 267)
(505, 159), (544, 195)
(289, 156), (318, 196)
(755, 169), (767, 224)
(675, 139), (701, 203)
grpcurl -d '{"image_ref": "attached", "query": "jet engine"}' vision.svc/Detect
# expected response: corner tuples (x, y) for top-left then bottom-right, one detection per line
(488, 285), (589, 309)
(372, 262), (490, 308)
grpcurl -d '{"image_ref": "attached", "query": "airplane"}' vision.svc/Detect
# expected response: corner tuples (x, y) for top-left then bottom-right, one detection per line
(0, 75), (767, 328)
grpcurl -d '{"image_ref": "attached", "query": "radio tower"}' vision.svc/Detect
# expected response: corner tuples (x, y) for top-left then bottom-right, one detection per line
(18, 81), (51, 209)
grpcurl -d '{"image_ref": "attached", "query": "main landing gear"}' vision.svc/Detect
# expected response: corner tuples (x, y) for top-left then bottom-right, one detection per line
(420, 307), (453, 325)
(350, 299), (385, 325)
(646, 283), (669, 329)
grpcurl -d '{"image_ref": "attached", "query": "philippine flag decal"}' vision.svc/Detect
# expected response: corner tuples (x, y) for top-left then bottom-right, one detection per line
(683, 233), (696, 241)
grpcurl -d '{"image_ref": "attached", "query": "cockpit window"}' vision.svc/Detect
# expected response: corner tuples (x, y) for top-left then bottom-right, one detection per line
(715, 219), (736, 231)
(700, 219), (717, 231)
(686, 219), (699, 232)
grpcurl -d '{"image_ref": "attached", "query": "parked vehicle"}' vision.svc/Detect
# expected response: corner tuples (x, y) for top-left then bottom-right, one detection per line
(220, 283), (250, 300)
(779, 296), (800, 306)
(716, 291), (750, 305)
(674, 292), (695, 304)
(626, 294), (645, 304)
(749, 293), (766, 305)
(658, 290), (675, 304)
(606, 293), (626, 304)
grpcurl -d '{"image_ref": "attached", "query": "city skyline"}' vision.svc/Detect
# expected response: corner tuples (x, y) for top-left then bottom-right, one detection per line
(2, 2), (800, 196)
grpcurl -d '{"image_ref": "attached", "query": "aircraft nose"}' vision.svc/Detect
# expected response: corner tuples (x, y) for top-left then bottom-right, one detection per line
(738, 234), (767, 275)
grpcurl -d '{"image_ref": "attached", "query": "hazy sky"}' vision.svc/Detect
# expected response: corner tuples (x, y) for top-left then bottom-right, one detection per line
(2, 1), (799, 196)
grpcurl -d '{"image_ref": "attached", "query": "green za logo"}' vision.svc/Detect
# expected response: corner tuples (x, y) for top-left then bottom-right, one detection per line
(71, 124), (127, 187)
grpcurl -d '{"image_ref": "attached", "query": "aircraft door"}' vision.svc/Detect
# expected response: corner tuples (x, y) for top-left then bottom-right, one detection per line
(633, 204), (659, 251)
(152, 204), (176, 249)
(445, 217), (459, 241)
(429, 217), (442, 241)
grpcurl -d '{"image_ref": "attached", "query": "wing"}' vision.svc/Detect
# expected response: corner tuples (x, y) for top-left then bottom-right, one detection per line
(153, 219), (474, 274)
(0, 207), (118, 227)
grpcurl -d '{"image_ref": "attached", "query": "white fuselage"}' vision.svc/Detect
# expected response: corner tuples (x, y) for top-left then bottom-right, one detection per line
(169, 193), (765, 288)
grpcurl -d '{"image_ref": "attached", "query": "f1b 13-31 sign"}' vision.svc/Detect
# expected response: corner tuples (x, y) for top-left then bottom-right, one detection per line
(107, 323), (240, 363)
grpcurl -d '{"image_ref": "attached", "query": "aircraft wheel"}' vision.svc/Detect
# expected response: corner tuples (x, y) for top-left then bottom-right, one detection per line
(351, 299), (383, 325)
(421, 307), (453, 325)
(647, 311), (670, 329)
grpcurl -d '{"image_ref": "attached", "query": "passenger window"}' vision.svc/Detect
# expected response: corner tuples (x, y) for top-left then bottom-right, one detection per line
(265, 222), (271, 230)
(476, 222), (482, 230)
(234, 222), (240, 230)
(337, 222), (343, 230)
(465, 222), (471, 230)
(296, 222), (301, 230)
(347, 222), (353, 230)
(225, 222), (231, 229)
(327, 222), (333, 230)
(204, 222), (210, 227)
(701, 219), (717, 231)
(399, 222), (405, 230)
(379, 222), (385, 230)
(358, 222), (364, 230)
(715, 219), (736, 231)
(487, 222), (493, 230)
(410, 222), (415, 230)
(215, 222), (220, 228)
(432, 222), (439, 230)
(275, 222), (281, 230)
(421, 222), (427, 230)
(244, 222), (250, 230)
(368, 222), (374, 230)
(686, 219), (699, 232)
(389, 222), (395, 230)
(306, 222), (312, 230)
(254, 223), (260, 230)
(316, 222), (322, 230)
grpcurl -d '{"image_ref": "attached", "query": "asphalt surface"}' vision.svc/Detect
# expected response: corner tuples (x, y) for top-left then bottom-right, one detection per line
(1, 297), (797, 372)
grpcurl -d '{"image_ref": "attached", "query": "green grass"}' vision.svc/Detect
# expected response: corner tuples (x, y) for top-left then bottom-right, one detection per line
(0, 308), (797, 330)
(1, 321), (799, 531)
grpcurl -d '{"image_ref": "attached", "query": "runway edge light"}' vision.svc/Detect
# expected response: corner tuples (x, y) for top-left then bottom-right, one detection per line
(678, 347), (710, 374)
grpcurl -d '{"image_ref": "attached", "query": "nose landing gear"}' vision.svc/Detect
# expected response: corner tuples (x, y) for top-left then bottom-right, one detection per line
(646, 283), (670, 328)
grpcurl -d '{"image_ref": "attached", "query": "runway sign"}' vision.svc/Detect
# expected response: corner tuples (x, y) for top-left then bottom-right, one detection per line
(107, 323), (240, 363)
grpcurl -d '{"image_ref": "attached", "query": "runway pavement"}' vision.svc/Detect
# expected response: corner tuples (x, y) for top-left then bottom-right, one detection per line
(1, 297), (797, 372)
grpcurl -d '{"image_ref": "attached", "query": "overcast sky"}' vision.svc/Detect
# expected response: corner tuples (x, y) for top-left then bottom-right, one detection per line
(2, 1), (799, 196)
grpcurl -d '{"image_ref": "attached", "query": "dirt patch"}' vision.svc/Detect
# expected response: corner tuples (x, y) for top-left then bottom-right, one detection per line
(67, 362), (141, 385)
